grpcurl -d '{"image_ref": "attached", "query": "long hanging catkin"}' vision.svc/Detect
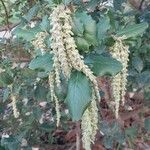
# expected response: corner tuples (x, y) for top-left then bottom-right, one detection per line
(48, 72), (60, 127)
(50, 4), (100, 100)
(11, 95), (20, 118)
(49, 5), (100, 149)
(9, 85), (19, 118)
(62, 7), (100, 101)
(81, 90), (98, 150)
(32, 32), (48, 55)
(110, 36), (129, 118)
(50, 5), (72, 84)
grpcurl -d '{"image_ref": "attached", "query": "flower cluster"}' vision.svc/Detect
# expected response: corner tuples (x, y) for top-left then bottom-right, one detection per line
(50, 5), (100, 149)
(9, 84), (19, 118)
(50, 5), (72, 86)
(81, 90), (98, 150)
(50, 5), (100, 99)
(48, 72), (60, 127)
(62, 10), (100, 100)
(110, 36), (129, 118)
(32, 32), (48, 55)
(11, 95), (20, 118)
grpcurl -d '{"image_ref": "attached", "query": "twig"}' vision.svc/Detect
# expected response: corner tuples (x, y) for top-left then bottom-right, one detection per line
(120, 106), (149, 120)
(76, 121), (80, 150)
(0, 17), (41, 32)
(12, 57), (31, 62)
(69, 143), (76, 150)
(139, 0), (145, 10)
(0, 0), (10, 31)
(105, 106), (149, 126)
(99, 77), (114, 109)
(0, 22), (19, 32)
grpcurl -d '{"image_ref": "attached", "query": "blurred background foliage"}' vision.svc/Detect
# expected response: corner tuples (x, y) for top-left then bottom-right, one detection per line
(0, 0), (150, 149)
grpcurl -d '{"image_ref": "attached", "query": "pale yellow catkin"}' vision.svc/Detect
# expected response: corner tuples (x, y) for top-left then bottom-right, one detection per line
(50, 5), (100, 148)
(62, 7), (100, 101)
(53, 94), (61, 127)
(50, 5), (71, 83)
(32, 32), (48, 54)
(50, 5), (100, 101)
(110, 36), (129, 118)
(81, 108), (93, 150)
(48, 72), (61, 127)
(81, 90), (98, 150)
(11, 95), (19, 118)
(111, 73), (122, 118)
(48, 72), (55, 101)
(90, 97), (98, 142)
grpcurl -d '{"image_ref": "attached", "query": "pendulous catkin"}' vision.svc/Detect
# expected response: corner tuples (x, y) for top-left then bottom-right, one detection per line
(110, 36), (129, 118)
(50, 5), (72, 83)
(11, 95), (19, 118)
(62, 6), (100, 101)
(32, 32), (48, 55)
(9, 84), (19, 118)
(81, 90), (98, 150)
(50, 5), (100, 99)
(48, 72), (61, 127)
(49, 5), (100, 149)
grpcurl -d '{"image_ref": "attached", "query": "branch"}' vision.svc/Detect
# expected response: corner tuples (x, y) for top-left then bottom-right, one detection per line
(0, 17), (41, 32)
(11, 57), (31, 62)
(0, 22), (19, 32)
(76, 121), (81, 150)
(0, 0), (10, 30)
(139, 0), (145, 10)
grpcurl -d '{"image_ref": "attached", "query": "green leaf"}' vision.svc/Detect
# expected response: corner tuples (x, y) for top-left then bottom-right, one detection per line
(77, 12), (96, 35)
(55, 79), (67, 99)
(46, 0), (54, 6)
(15, 130), (28, 143)
(75, 37), (90, 52)
(0, 146), (5, 150)
(85, 54), (122, 76)
(0, 105), (4, 113)
(34, 84), (48, 101)
(144, 118), (150, 131)
(132, 56), (143, 73)
(29, 53), (53, 73)
(116, 22), (149, 38)
(114, 132), (125, 144)
(97, 16), (110, 41)
(136, 71), (150, 87)
(23, 147), (32, 150)
(73, 11), (97, 50)
(66, 71), (92, 121)
(103, 136), (113, 149)
(20, 68), (37, 79)
(40, 15), (50, 31)
(3, 88), (10, 102)
(77, 12), (96, 34)
(37, 72), (49, 78)
(33, 106), (42, 120)
(113, 0), (125, 10)
(62, 0), (72, 5)
(125, 127), (138, 139)
(24, 4), (40, 22)
(72, 16), (84, 36)
(0, 72), (13, 85)
(144, 87), (150, 106)
(85, 0), (101, 10)
(1, 136), (20, 150)
(39, 123), (54, 132)
(14, 26), (41, 41)
(84, 32), (97, 46)
(53, 0), (62, 4)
